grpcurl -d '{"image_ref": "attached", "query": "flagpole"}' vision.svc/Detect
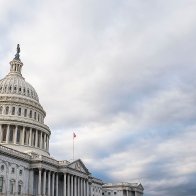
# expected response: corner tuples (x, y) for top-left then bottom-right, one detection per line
(73, 133), (74, 161)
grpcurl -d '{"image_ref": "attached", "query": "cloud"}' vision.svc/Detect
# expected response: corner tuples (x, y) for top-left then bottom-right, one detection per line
(1, 0), (196, 195)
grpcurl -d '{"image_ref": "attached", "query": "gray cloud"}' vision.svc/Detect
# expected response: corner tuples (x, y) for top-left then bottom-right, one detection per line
(1, 0), (196, 195)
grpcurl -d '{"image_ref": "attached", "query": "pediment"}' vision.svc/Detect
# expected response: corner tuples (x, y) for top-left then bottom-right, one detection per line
(68, 159), (90, 174)
(137, 183), (144, 190)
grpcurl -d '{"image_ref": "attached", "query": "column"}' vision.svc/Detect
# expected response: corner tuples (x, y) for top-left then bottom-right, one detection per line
(40, 131), (43, 149)
(29, 127), (32, 146)
(80, 178), (83, 196)
(43, 170), (46, 196)
(6, 124), (10, 143)
(48, 171), (51, 196)
(74, 176), (77, 196)
(44, 133), (46, 149)
(52, 172), (55, 196)
(126, 190), (129, 196)
(21, 126), (25, 145)
(87, 181), (89, 196)
(35, 129), (38, 147)
(83, 180), (86, 196)
(71, 175), (73, 196)
(77, 178), (80, 196)
(38, 169), (42, 195)
(67, 174), (70, 196)
(64, 173), (67, 196)
(14, 125), (17, 144)
(56, 173), (58, 196)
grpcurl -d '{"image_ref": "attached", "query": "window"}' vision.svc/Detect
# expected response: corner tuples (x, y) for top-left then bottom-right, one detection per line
(114, 192), (116, 195)
(18, 184), (22, 195)
(29, 111), (32, 118)
(18, 108), (21, 116)
(24, 109), (27, 117)
(0, 177), (3, 193)
(0, 106), (2, 114)
(1, 165), (4, 171)
(34, 112), (36, 120)
(6, 106), (9, 115)
(12, 107), (15, 115)
(11, 168), (15, 174)
(19, 170), (22, 176)
(10, 180), (14, 194)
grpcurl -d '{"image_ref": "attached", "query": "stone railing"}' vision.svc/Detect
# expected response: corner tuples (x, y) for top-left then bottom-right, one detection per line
(0, 144), (30, 160)
(59, 160), (70, 166)
(30, 154), (59, 166)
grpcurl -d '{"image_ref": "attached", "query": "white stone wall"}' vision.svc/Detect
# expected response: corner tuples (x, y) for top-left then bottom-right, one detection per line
(0, 153), (30, 196)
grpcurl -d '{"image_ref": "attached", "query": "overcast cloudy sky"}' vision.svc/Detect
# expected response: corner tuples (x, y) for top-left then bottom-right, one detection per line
(1, 0), (196, 195)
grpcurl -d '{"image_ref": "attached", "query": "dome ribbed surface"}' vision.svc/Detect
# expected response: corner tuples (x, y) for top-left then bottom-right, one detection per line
(0, 74), (39, 102)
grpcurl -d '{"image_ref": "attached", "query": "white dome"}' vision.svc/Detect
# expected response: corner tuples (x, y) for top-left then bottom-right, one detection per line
(0, 74), (39, 102)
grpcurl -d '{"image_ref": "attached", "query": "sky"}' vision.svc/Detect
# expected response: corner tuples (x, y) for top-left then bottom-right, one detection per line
(0, 0), (196, 195)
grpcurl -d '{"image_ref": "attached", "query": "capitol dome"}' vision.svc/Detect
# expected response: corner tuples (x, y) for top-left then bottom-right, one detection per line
(0, 67), (39, 102)
(0, 45), (50, 156)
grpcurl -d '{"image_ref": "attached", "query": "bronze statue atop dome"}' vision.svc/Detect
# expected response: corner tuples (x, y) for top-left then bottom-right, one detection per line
(14, 44), (20, 60)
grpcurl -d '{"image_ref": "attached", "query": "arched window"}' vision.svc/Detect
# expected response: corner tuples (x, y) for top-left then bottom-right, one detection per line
(6, 106), (9, 115)
(29, 111), (32, 118)
(24, 109), (27, 117)
(18, 108), (21, 116)
(12, 107), (15, 115)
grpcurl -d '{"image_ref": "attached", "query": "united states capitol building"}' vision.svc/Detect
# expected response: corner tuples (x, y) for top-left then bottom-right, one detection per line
(0, 46), (144, 196)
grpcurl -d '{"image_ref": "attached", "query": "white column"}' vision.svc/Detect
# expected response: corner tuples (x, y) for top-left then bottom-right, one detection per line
(64, 173), (67, 196)
(71, 175), (73, 196)
(80, 178), (84, 196)
(48, 171), (51, 196)
(126, 190), (129, 196)
(40, 131), (43, 149)
(6, 124), (10, 143)
(67, 174), (70, 196)
(87, 181), (89, 196)
(77, 177), (80, 196)
(35, 129), (38, 147)
(29, 127), (32, 146)
(52, 172), (55, 196)
(74, 176), (77, 196)
(44, 133), (46, 149)
(21, 126), (25, 145)
(43, 170), (46, 196)
(83, 179), (86, 196)
(14, 125), (17, 144)
(56, 173), (58, 196)
(38, 169), (42, 195)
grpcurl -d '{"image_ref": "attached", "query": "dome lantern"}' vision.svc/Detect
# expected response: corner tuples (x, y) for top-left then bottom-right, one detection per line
(9, 44), (23, 76)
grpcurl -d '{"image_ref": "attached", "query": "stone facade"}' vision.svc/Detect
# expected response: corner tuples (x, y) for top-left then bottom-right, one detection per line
(102, 183), (144, 196)
(0, 46), (144, 196)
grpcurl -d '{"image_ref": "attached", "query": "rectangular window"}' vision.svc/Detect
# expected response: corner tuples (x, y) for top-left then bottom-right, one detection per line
(18, 184), (22, 195)
(10, 182), (14, 194)
(16, 129), (21, 143)
(0, 177), (3, 192)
